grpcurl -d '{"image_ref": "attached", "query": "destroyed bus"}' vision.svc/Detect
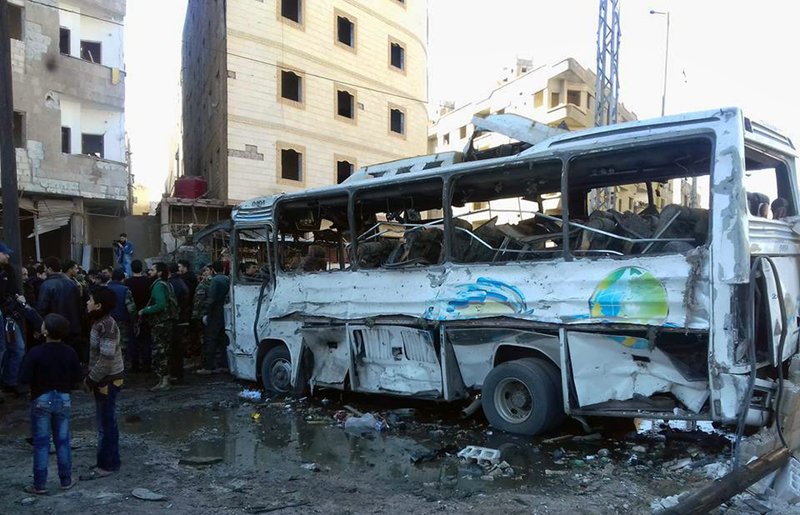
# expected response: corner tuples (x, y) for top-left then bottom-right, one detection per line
(226, 107), (800, 436)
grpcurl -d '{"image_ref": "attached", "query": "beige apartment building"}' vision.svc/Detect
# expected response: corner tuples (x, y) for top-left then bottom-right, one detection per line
(4, 0), (130, 264)
(181, 0), (429, 206)
(431, 58), (671, 215)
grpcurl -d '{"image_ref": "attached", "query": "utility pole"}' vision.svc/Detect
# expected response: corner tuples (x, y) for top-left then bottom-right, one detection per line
(0, 0), (23, 288)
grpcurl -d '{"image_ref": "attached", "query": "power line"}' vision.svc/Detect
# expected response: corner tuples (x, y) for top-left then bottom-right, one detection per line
(27, 0), (124, 27)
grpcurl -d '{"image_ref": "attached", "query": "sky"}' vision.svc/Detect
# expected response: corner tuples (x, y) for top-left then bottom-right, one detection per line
(125, 0), (800, 202)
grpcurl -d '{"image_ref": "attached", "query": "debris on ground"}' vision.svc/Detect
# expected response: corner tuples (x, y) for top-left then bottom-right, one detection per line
(457, 446), (501, 466)
(238, 389), (263, 402)
(343, 412), (388, 433)
(300, 462), (320, 472)
(131, 488), (168, 501)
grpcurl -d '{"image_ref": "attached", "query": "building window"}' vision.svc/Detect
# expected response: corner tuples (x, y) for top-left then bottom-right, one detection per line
(279, 69), (303, 104)
(336, 159), (354, 184)
(389, 39), (405, 71)
(587, 93), (594, 109)
(567, 90), (581, 106)
(336, 88), (355, 120)
(280, 0), (302, 25)
(550, 92), (560, 108)
(533, 90), (544, 108)
(8, 4), (23, 41)
(82, 133), (104, 158)
(80, 40), (102, 63)
(59, 27), (70, 55)
(460, 126), (468, 139)
(389, 107), (405, 135)
(12, 111), (24, 149)
(61, 127), (71, 153)
(442, 133), (450, 145)
(336, 14), (355, 49)
(279, 147), (303, 182)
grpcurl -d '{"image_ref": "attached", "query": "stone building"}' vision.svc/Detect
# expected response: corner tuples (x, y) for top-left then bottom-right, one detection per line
(430, 57), (670, 215)
(4, 0), (129, 264)
(181, 0), (428, 206)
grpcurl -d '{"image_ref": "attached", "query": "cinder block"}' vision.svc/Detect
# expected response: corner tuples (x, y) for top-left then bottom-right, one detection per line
(773, 457), (800, 505)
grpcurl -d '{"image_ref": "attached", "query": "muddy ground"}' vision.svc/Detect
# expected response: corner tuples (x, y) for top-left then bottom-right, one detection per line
(0, 373), (756, 514)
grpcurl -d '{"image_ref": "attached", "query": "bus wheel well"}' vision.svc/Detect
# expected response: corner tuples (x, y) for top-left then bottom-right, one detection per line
(494, 345), (557, 370)
(256, 339), (287, 379)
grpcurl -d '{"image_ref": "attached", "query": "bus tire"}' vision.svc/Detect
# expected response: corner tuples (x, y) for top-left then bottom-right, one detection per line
(482, 358), (561, 436)
(261, 346), (293, 395)
(533, 359), (566, 433)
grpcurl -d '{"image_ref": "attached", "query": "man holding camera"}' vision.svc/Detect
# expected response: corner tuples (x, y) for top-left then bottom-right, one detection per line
(113, 233), (134, 278)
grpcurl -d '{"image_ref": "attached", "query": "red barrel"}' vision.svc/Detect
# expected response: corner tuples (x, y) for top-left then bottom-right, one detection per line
(174, 176), (208, 199)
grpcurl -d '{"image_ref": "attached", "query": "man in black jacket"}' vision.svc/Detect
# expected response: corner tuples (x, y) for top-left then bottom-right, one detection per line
(36, 257), (82, 351)
(0, 242), (27, 399)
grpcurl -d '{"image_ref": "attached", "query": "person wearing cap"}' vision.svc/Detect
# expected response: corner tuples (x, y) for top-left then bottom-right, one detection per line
(0, 241), (28, 398)
(113, 233), (134, 278)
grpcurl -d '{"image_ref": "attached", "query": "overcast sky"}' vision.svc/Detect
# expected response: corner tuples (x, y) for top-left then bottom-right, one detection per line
(125, 0), (800, 200)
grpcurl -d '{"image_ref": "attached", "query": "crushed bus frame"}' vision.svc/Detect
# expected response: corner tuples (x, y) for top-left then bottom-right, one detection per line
(226, 107), (800, 436)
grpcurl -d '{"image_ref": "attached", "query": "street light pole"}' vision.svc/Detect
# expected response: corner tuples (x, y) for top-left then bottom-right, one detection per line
(650, 9), (670, 116)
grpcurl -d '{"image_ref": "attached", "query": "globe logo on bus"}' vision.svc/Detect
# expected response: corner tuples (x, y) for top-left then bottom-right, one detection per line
(588, 267), (668, 323)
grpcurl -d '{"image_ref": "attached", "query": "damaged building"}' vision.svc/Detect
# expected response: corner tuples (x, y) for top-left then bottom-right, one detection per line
(2, 0), (130, 264)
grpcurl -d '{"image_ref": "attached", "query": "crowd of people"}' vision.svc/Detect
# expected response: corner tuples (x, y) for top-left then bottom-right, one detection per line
(0, 236), (232, 493)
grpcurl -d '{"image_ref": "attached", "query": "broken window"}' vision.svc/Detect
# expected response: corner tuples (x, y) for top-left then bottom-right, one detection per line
(59, 27), (70, 54)
(276, 195), (349, 272)
(743, 147), (795, 220)
(336, 160), (354, 184)
(281, 0), (302, 24)
(390, 41), (405, 70)
(337, 89), (354, 119)
(12, 111), (24, 148)
(390, 108), (405, 135)
(449, 160), (564, 264)
(280, 147), (302, 182)
(61, 127), (71, 153)
(566, 138), (713, 259)
(80, 40), (102, 63)
(8, 4), (22, 41)
(550, 92), (560, 108)
(353, 178), (444, 269)
(337, 15), (355, 48)
(533, 90), (544, 108)
(82, 133), (104, 158)
(234, 228), (270, 284)
(280, 70), (302, 103)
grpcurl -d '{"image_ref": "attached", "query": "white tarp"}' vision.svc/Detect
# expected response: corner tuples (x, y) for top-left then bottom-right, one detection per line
(568, 331), (709, 413)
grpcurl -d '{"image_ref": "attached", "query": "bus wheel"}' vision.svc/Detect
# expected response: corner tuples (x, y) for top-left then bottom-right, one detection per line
(261, 346), (292, 394)
(482, 358), (561, 436)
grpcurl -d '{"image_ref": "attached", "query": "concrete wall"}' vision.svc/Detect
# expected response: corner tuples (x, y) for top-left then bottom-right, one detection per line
(182, 0), (429, 205)
(60, 3), (124, 69)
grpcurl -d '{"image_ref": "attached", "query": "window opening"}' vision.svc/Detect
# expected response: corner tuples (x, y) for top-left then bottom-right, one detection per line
(82, 133), (104, 158)
(281, 148), (302, 181)
(567, 90), (581, 106)
(12, 111), (24, 149)
(336, 160), (354, 184)
(277, 196), (349, 272)
(337, 89), (354, 119)
(390, 42), (405, 70)
(550, 92), (560, 108)
(449, 160), (564, 264)
(235, 228), (271, 284)
(354, 178), (445, 269)
(281, 0), (301, 24)
(59, 27), (70, 54)
(61, 127), (71, 153)
(533, 90), (544, 108)
(80, 40), (101, 63)
(337, 16), (354, 47)
(390, 108), (405, 134)
(281, 70), (302, 102)
(8, 4), (22, 40)
(743, 147), (795, 220)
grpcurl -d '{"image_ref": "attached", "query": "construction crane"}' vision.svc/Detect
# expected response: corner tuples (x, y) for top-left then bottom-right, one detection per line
(594, 0), (621, 127)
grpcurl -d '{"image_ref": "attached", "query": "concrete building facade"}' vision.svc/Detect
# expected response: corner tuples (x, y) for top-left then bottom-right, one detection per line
(182, 0), (429, 206)
(4, 0), (129, 265)
(430, 58), (671, 215)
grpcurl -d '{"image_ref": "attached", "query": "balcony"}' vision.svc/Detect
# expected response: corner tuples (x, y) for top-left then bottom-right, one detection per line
(57, 55), (125, 109)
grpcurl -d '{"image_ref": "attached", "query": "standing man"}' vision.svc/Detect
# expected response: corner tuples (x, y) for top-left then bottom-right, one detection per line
(192, 265), (212, 373)
(0, 242), (26, 398)
(167, 263), (189, 382)
(200, 261), (230, 374)
(124, 260), (152, 372)
(139, 263), (177, 391)
(106, 268), (137, 370)
(113, 233), (134, 278)
(36, 257), (82, 355)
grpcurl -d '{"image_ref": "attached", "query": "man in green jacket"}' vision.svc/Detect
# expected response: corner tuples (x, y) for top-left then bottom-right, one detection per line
(138, 263), (177, 390)
(199, 262), (229, 374)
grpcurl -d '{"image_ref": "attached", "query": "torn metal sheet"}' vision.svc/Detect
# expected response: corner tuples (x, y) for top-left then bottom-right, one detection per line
(567, 331), (709, 412)
(470, 113), (567, 146)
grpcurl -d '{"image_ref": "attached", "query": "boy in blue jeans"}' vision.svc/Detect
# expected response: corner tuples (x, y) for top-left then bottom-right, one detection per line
(18, 314), (82, 494)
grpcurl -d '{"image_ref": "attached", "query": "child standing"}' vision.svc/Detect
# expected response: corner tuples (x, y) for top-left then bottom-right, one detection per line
(18, 314), (82, 494)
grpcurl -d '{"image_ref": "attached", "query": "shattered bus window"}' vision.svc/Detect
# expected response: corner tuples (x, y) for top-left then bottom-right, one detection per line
(276, 195), (349, 272)
(234, 227), (270, 284)
(353, 178), (444, 268)
(566, 138), (712, 258)
(449, 160), (564, 263)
